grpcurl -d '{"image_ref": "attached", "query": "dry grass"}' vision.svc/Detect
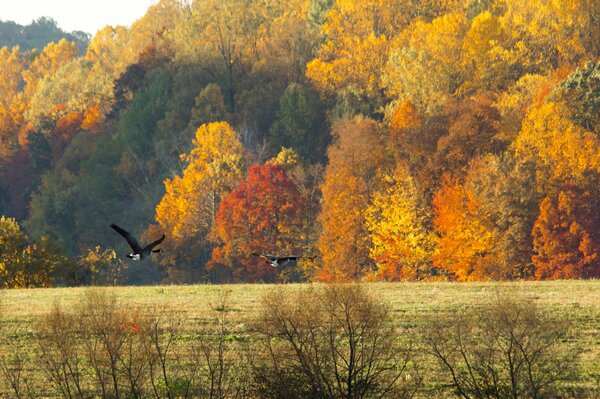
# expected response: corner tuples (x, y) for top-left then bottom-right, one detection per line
(0, 281), (598, 397)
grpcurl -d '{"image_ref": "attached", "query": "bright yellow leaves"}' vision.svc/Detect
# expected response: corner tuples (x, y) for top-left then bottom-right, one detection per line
(365, 163), (435, 280)
(513, 101), (600, 188)
(306, 0), (415, 102)
(155, 122), (244, 244)
(383, 12), (468, 113)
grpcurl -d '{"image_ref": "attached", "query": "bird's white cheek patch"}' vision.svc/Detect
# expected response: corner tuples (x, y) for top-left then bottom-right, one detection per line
(131, 254), (141, 261)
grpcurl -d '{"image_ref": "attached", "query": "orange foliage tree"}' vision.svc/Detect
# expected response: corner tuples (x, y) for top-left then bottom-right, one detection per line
(208, 163), (306, 282)
(532, 185), (600, 279)
(316, 116), (389, 281)
(432, 175), (498, 281)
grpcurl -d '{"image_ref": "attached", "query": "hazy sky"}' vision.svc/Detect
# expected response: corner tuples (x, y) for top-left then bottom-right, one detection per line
(1, 0), (159, 35)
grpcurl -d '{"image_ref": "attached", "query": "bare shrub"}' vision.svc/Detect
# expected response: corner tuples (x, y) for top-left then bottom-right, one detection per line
(37, 303), (86, 398)
(139, 310), (184, 399)
(191, 290), (249, 399)
(37, 290), (164, 398)
(250, 284), (420, 399)
(423, 296), (576, 398)
(0, 339), (34, 399)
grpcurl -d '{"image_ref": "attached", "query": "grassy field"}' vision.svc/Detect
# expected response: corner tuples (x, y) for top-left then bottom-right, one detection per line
(1, 281), (599, 397)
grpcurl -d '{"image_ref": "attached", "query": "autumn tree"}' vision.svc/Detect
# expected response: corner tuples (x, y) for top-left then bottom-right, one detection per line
(22, 39), (79, 103)
(365, 162), (435, 280)
(26, 58), (113, 133)
(0, 46), (25, 158)
(513, 101), (600, 191)
(434, 94), (505, 177)
(0, 216), (72, 288)
(316, 115), (389, 281)
(208, 162), (306, 282)
(532, 184), (600, 279)
(307, 0), (456, 110)
(187, 84), (229, 129)
(433, 154), (539, 281)
(432, 175), (498, 281)
(154, 121), (245, 281)
(383, 12), (468, 114)
(269, 148), (323, 280)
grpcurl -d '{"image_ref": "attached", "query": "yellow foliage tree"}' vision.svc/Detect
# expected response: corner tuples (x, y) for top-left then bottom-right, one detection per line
(307, 0), (460, 106)
(0, 46), (25, 157)
(155, 122), (245, 246)
(365, 162), (436, 280)
(500, 0), (592, 72)
(383, 12), (468, 113)
(513, 101), (600, 189)
(22, 39), (79, 102)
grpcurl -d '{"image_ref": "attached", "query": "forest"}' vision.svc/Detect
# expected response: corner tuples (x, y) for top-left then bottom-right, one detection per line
(0, 0), (598, 286)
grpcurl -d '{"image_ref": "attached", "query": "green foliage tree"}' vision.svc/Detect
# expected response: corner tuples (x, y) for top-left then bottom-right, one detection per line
(0, 17), (90, 52)
(552, 61), (600, 134)
(269, 83), (328, 162)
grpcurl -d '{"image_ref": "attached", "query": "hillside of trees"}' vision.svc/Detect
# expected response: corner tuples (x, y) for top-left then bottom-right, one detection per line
(0, 0), (598, 286)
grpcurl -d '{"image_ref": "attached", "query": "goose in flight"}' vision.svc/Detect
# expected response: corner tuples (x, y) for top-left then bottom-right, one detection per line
(110, 224), (165, 261)
(252, 253), (316, 268)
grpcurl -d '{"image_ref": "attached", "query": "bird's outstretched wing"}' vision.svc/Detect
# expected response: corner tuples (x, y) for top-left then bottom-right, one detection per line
(110, 224), (142, 252)
(142, 234), (165, 254)
(252, 252), (275, 259)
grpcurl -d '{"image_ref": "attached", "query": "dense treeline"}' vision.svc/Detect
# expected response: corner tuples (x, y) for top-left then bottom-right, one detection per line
(0, 0), (598, 285)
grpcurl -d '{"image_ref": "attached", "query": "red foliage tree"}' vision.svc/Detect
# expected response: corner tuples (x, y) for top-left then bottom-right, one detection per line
(208, 163), (306, 282)
(532, 184), (600, 279)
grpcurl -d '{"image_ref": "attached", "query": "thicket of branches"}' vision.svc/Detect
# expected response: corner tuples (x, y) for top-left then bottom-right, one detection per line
(0, 286), (581, 398)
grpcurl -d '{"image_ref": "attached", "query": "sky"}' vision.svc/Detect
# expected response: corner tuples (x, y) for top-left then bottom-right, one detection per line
(1, 0), (159, 35)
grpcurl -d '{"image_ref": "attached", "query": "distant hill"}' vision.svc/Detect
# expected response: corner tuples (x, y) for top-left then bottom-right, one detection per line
(0, 17), (90, 53)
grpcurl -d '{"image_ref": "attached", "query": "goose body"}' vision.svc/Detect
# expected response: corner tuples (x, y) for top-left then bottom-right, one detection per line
(252, 253), (316, 267)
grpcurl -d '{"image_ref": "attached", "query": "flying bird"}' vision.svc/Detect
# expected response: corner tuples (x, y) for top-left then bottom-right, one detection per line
(110, 224), (165, 261)
(252, 253), (316, 268)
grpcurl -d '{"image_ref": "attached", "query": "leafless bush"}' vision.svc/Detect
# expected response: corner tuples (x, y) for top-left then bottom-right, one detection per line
(34, 288), (254, 399)
(37, 303), (86, 398)
(78, 289), (143, 397)
(37, 290), (173, 398)
(192, 290), (249, 399)
(423, 296), (576, 398)
(139, 310), (184, 399)
(250, 284), (420, 399)
(0, 339), (34, 399)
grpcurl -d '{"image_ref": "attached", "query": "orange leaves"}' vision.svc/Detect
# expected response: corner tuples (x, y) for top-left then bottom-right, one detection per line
(432, 176), (498, 281)
(316, 116), (389, 281)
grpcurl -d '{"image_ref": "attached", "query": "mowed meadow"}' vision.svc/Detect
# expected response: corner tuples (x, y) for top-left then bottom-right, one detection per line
(0, 281), (599, 398)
